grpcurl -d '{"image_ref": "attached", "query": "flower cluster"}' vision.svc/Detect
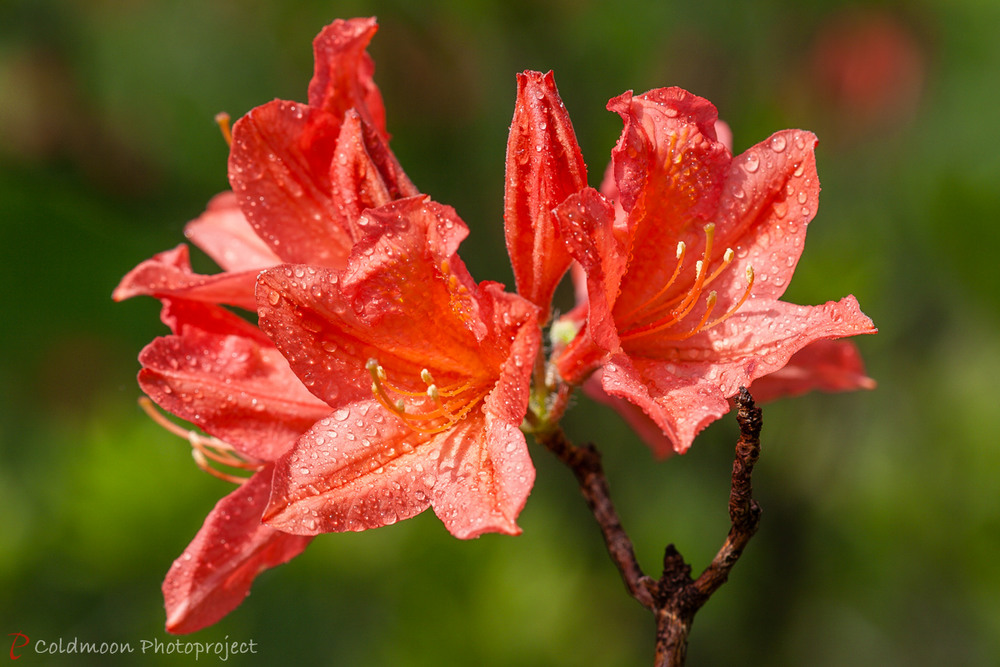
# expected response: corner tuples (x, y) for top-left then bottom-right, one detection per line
(116, 17), (876, 633)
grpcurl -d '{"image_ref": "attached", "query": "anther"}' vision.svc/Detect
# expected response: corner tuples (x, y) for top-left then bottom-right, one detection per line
(214, 112), (232, 147)
(701, 265), (756, 331)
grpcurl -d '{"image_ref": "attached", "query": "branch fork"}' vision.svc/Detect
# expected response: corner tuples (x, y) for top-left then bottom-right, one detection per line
(537, 387), (763, 666)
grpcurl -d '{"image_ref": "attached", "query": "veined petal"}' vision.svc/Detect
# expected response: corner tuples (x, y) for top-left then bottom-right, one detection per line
(256, 198), (494, 398)
(113, 244), (259, 311)
(660, 295), (876, 395)
(711, 129), (821, 306)
(746, 336), (876, 403)
(138, 323), (331, 462)
(609, 296), (875, 453)
(184, 191), (281, 272)
(229, 101), (354, 267)
(581, 374), (676, 458)
(264, 400), (438, 534)
(163, 466), (312, 634)
(264, 398), (534, 539)
(307, 17), (387, 139)
(600, 353), (729, 456)
(504, 70), (587, 321)
(554, 188), (625, 353)
(155, 298), (271, 342)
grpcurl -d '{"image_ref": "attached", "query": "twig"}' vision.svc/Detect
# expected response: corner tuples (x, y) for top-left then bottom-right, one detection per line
(537, 387), (764, 666)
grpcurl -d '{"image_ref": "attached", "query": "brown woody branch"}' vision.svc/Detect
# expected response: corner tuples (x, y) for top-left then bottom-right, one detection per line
(536, 387), (763, 667)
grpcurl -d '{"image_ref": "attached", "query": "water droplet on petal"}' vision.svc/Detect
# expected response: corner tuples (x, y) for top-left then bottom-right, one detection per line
(771, 135), (786, 152)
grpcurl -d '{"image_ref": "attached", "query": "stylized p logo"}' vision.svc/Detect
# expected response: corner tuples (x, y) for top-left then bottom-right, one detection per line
(7, 634), (29, 660)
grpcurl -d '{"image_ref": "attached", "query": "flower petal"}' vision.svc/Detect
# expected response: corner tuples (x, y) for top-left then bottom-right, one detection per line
(608, 296), (875, 453)
(264, 398), (534, 539)
(112, 244), (259, 311)
(600, 352), (729, 456)
(307, 17), (387, 139)
(139, 308), (331, 462)
(504, 70), (587, 321)
(666, 296), (876, 395)
(712, 129), (821, 306)
(263, 401), (436, 534)
(163, 467), (312, 634)
(256, 198), (495, 405)
(184, 191), (281, 272)
(552, 188), (624, 383)
(581, 373), (677, 458)
(229, 100), (354, 267)
(747, 338), (876, 403)
(554, 188), (625, 350)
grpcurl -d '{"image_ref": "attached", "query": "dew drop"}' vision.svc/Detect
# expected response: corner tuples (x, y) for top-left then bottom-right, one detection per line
(771, 135), (786, 152)
(744, 152), (760, 173)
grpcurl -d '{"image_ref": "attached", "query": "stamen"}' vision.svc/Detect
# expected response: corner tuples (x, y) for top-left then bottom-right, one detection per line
(703, 248), (735, 287)
(139, 397), (260, 484)
(700, 265), (755, 331)
(366, 359), (482, 435)
(658, 291), (717, 341)
(618, 240), (687, 324)
(214, 112), (232, 147)
(620, 222), (754, 342)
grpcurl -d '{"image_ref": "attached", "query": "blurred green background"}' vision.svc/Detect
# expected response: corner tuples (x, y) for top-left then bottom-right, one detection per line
(2, 0), (997, 664)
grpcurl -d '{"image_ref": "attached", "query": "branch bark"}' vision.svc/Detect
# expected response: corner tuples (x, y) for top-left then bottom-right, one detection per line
(536, 387), (764, 667)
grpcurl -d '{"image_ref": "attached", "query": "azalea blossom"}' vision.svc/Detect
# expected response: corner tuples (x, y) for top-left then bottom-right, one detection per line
(115, 14), (879, 639)
(553, 87), (876, 455)
(256, 196), (540, 539)
(113, 17), (425, 633)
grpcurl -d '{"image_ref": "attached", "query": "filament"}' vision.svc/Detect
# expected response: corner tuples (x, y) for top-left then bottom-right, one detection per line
(139, 397), (261, 484)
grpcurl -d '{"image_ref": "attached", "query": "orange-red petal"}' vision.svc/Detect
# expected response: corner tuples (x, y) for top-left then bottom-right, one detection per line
(504, 70), (587, 321)
(307, 17), (387, 139)
(138, 308), (331, 462)
(113, 244), (259, 311)
(163, 466), (312, 634)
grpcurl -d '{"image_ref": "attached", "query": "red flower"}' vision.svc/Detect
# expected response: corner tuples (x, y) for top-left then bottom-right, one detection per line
(113, 17), (422, 633)
(553, 87), (876, 455)
(256, 196), (540, 538)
